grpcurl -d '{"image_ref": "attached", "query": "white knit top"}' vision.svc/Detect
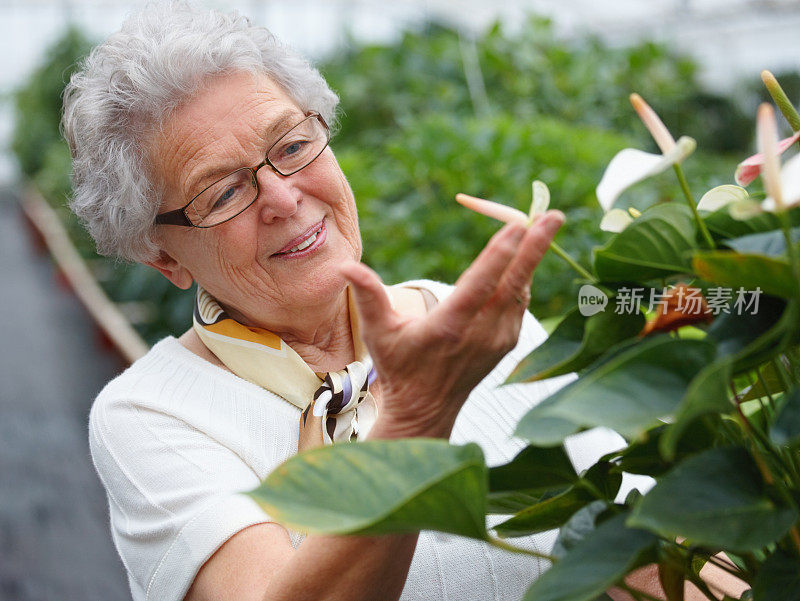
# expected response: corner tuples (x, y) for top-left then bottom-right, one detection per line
(88, 280), (640, 601)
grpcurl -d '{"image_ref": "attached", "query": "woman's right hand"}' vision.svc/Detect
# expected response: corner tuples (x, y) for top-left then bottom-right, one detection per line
(340, 210), (565, 439)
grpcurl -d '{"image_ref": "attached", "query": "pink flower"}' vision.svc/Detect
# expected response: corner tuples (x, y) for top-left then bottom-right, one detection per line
(756, 103), (800, 212)
(735, 130), (800, 186)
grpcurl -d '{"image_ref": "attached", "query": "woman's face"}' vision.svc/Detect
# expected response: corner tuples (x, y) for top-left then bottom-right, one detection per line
(148, 71), (362, 330)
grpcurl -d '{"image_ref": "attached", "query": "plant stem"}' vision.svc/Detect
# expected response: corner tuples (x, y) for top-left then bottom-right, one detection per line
(777, 210), (800, 301)
(486, 536), (556, 562)
(733, 386), (800, 557)
(754, 368), (776, 405)
(672, 164), (716, 249)
(549, 240), (596, 282)
(772, 356), (794, 393)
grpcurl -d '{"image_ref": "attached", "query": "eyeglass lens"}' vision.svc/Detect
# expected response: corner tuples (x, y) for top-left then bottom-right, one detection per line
(187, 115), (328, 227)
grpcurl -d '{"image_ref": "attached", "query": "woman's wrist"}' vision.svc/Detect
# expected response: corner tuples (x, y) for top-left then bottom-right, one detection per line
(367, 411), (456, 440)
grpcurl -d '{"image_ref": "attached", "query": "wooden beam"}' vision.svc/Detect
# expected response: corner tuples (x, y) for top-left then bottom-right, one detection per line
(21, 186), (149, 365)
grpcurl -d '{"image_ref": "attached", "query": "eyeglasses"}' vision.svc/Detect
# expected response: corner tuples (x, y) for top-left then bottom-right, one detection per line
(154, 112), (330, 228)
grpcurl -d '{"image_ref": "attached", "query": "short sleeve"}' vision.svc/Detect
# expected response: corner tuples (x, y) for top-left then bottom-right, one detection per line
(89, 396), (274, 601)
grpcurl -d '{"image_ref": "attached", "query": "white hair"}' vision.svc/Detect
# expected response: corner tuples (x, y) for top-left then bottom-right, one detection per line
(62, 1), (339, 262)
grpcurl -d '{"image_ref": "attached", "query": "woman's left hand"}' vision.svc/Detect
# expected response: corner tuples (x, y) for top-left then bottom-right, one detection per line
(340, 210), (565, 439)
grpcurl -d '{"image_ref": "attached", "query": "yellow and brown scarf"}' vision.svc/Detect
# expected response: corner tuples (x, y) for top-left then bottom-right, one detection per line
(193, 285), (379, 451)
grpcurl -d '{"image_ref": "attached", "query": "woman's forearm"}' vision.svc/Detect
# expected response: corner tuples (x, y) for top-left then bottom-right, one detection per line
(262, 533), (419, 601)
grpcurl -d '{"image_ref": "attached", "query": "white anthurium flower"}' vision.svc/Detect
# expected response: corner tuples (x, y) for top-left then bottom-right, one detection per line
(758, 103), (800, 212)
(729, 199), (764, 221)
(595, 137), (697, 212)
(456, 180), (553, 226)
(596, 93), (696, 212)
(599, 207), (641, 233)
(761, 153), (800, 211)
(697, 185), (750, 212)
(530, 180), (550, 221)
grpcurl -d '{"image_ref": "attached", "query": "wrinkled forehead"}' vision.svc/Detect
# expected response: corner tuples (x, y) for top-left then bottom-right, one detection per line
(149, 71), (305, 201)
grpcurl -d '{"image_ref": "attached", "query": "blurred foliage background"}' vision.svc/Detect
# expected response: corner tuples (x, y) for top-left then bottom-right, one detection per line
(12, 16), (793, 344)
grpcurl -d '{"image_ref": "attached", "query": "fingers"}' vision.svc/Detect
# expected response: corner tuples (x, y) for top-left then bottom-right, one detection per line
(447, 222), (526, 318)
(339, 261), (399, 339)
(495, 210), (565, 307)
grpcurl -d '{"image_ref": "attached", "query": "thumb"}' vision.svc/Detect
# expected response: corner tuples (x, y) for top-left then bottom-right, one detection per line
(339, 261), (398, 337)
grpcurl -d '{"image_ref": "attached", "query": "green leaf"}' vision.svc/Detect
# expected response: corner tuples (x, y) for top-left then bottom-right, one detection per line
(706, 296), (799, 373)
(693, 251), (796, 299)
(247, 439), (489, 539)
(704, 206), (784, 239)
(551, 501), (608, 558)
(614, 420), (718, 478)
(594, 203), (697, 282)
(494, 486), (594, 537)
(741, 361), (788, 402)
(770, 388), (800, 448)
(751, 550), (800, 601)
(628, 447), (798, 551)
(583, 461), (623, 501)
(724, 227), (800, 258)
(506, 306), (644, 383)
(488, 445), (578, 513)
(660, 360), (733, 460)
(515, 337), (715, 444)
(523, 513), (658, 601)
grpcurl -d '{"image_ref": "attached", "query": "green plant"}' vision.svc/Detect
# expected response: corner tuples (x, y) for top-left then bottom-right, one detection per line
(248, 74), (800, 601)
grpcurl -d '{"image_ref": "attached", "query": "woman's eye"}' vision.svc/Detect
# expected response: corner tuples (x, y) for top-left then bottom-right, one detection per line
(212, 186), (237, 211)
(280, 139), (309, 158)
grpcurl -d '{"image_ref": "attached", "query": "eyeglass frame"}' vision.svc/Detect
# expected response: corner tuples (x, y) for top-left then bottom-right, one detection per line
(153, 111), (330, 228)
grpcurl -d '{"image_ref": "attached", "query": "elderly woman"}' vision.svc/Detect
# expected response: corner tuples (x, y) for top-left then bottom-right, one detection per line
(62, 3), (644, 601)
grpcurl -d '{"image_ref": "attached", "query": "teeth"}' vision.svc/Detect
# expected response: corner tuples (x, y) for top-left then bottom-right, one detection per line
(285, 228), (320, 254)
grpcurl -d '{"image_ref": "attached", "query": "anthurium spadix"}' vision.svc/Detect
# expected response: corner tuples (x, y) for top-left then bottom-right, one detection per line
(596, 94), (696, 212)
(758, 103), (800, 212)
(455, 180), (551, 226)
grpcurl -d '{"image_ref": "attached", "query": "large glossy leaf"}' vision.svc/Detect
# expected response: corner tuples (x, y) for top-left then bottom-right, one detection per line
(614, 420), (719, 478)
(706, 296), (798, 372)
(551, 501), (608, 558)
(594, 203), (697, 282)
(693, 251), (796, 299)
(515, 337), (715, 445)
(659, 360), (733, 460)
(488, 445), (578, 513)
(704, 206), (783, 239)
(704, 203), (800, 240)
(751, 550), (800, 601)
(628, 447), (798, 551)
(770, 388), (800, 448)
(507, 306), (644, 383)
(523, 512), (658, 601)
(247, 439), (489, 539)
(724, 226), (800, 258)
(494, 486), (594, 537)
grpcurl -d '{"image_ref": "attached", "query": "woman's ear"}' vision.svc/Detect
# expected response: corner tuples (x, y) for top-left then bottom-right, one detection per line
(145, 251), (194, 290)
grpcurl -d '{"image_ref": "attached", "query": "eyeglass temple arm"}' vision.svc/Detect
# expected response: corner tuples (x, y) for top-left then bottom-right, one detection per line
(154, 208), (194, 227)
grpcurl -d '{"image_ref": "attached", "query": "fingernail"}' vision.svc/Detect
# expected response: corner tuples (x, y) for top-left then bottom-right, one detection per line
(543, 210), (565, 233)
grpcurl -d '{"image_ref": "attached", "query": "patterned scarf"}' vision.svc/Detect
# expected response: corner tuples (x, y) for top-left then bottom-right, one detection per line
(193, 285), (379, 450)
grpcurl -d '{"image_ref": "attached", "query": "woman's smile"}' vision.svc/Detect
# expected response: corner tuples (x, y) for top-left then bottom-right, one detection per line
(271, 218), (327, 258)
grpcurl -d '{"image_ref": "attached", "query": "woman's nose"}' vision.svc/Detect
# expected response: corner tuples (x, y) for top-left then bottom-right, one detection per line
(254, 166), (301, 223)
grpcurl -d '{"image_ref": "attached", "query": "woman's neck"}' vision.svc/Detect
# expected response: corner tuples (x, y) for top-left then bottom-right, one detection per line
(223, 288), (357, 372)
